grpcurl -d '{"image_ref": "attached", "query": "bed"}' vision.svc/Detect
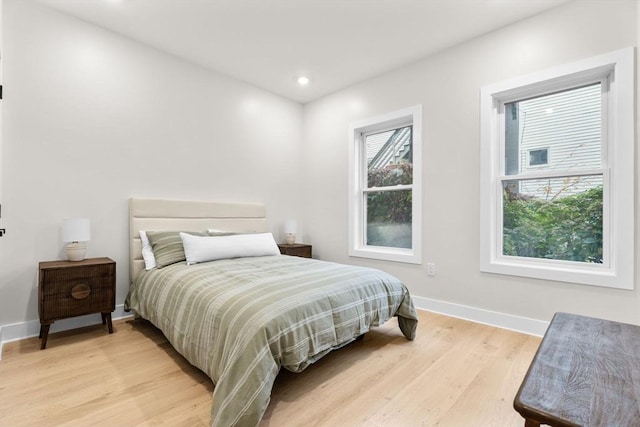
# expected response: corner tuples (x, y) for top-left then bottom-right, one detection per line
(125, 198), (418, 426)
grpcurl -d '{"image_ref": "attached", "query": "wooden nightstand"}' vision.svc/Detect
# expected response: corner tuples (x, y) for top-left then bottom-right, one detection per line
(278, 244), (312, 259)
(38, 257), (116, 349)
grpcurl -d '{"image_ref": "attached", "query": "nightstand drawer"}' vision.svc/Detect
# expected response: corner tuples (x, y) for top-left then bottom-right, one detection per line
(40, 264), (114, 296)
(40, 285), (114, 321)
(278, 244), (312, 258)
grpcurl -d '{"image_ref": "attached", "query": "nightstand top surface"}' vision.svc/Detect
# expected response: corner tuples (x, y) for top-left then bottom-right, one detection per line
(39, 257), (115, 269)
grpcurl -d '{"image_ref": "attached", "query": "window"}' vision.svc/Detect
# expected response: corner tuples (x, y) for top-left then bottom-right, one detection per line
(528, 148), (548, 166)
(349, 106), (422, 264)
(480, 48), (634, 289)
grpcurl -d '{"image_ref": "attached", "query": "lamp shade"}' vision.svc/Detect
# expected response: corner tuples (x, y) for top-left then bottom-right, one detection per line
(62, 218), (90, 242)
(284, 220), (297, 234)
(284, 220), (297, 245)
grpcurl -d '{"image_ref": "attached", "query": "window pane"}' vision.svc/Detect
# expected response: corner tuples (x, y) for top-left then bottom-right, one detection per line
(529, 148), (548, 166)
(366, 126), (412, 187)
(505, 83), (601, 176)
(366, 189), (412, 249)
(503, 175), (603, 263)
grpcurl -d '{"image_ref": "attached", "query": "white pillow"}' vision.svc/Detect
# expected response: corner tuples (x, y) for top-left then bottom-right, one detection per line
(139, 231), (157, 270)
(180, 232), (280, 265)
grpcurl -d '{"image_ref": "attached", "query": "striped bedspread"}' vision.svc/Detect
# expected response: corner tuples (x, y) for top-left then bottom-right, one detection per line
(125, 255), (418, 426)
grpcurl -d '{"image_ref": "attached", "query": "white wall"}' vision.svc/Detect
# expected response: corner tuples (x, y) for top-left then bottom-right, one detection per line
(302, 0), (640, 327)
(1, 0), (638, 342)
(0, 0), (303, 328)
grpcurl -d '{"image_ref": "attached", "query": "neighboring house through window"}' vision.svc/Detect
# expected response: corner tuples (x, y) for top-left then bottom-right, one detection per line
(480, 47), (634, 289)
(349, 105), (422, 264)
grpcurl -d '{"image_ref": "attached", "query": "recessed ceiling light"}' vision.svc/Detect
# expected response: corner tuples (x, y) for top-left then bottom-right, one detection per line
(297, 76), (310, 86)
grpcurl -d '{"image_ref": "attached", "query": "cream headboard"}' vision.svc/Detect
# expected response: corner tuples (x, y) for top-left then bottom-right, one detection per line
(129, 198), (268, 282)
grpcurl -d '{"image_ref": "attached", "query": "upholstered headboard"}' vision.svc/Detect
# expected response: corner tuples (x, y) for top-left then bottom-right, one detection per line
(129, 198), (268, 282)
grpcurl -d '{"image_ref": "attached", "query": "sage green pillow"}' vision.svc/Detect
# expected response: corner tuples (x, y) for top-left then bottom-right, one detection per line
(146, 231), (206, 268)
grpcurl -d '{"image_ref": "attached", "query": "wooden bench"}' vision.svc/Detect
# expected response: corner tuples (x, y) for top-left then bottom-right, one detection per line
(514, 312), (640, 427)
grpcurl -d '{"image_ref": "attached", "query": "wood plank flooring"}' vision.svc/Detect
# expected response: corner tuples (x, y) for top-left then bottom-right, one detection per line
(0, 310), (540, 426)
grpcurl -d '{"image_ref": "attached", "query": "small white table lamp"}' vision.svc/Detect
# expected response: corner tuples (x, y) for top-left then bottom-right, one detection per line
(284, 220), (297, 245)
(62, 218), (90, 261)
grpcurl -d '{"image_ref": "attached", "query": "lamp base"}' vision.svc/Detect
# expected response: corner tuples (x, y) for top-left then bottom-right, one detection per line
(285, 233), (295, 245)
(66, 242), (87, 262)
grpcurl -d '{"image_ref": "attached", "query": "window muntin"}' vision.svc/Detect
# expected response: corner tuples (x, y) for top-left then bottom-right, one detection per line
(349, 106), (422, 264)
(480, 47), (634, 289)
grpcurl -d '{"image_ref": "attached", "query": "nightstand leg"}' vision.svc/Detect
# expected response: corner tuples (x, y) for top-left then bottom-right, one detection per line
(40, 323), (51, 350)
(103, 312), (113, 333)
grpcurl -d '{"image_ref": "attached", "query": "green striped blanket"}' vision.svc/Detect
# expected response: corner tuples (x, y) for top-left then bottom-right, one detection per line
(125, 255), (418, 426)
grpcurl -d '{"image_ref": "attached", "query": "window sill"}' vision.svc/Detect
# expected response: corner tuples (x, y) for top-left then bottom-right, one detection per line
(480, 257), (632, 290)
(350, 246), (421, 264)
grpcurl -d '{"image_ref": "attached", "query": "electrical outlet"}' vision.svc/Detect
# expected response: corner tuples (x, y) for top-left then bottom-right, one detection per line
(427, 262), (436, 276)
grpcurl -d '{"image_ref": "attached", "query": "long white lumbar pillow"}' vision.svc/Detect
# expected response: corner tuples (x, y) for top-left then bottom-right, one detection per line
(180, 232), (280, 265)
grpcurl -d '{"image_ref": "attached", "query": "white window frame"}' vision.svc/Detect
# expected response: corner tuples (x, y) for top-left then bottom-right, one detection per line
(348, 105), (422, 264)
(480, 47), (635, 290)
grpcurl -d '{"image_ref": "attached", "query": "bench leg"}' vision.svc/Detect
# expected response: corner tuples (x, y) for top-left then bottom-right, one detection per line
(524, 419), (541, 427)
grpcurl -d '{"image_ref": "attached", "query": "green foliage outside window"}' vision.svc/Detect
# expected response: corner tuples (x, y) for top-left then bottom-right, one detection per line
(367, 163), (413, 224)
(366, 163), (413, 248)
(503, 186), (603, 263)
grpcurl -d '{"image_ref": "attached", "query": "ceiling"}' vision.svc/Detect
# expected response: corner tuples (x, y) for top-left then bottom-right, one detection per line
(33, 0), (572, 104)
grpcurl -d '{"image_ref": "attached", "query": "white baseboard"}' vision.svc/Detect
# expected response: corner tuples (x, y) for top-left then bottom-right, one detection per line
(1, 299), (548, 360)
(0, 304), (133, 360)
(412, 296), (549, 337)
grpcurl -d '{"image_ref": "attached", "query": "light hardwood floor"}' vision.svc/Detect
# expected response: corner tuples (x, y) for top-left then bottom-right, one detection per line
(0, 310), (540, 426)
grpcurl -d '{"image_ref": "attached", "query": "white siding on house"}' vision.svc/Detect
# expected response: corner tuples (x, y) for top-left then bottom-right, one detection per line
(366, 126), (412, 171)
(366, 130), (394, 163)
(507, 83), (602, 199)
